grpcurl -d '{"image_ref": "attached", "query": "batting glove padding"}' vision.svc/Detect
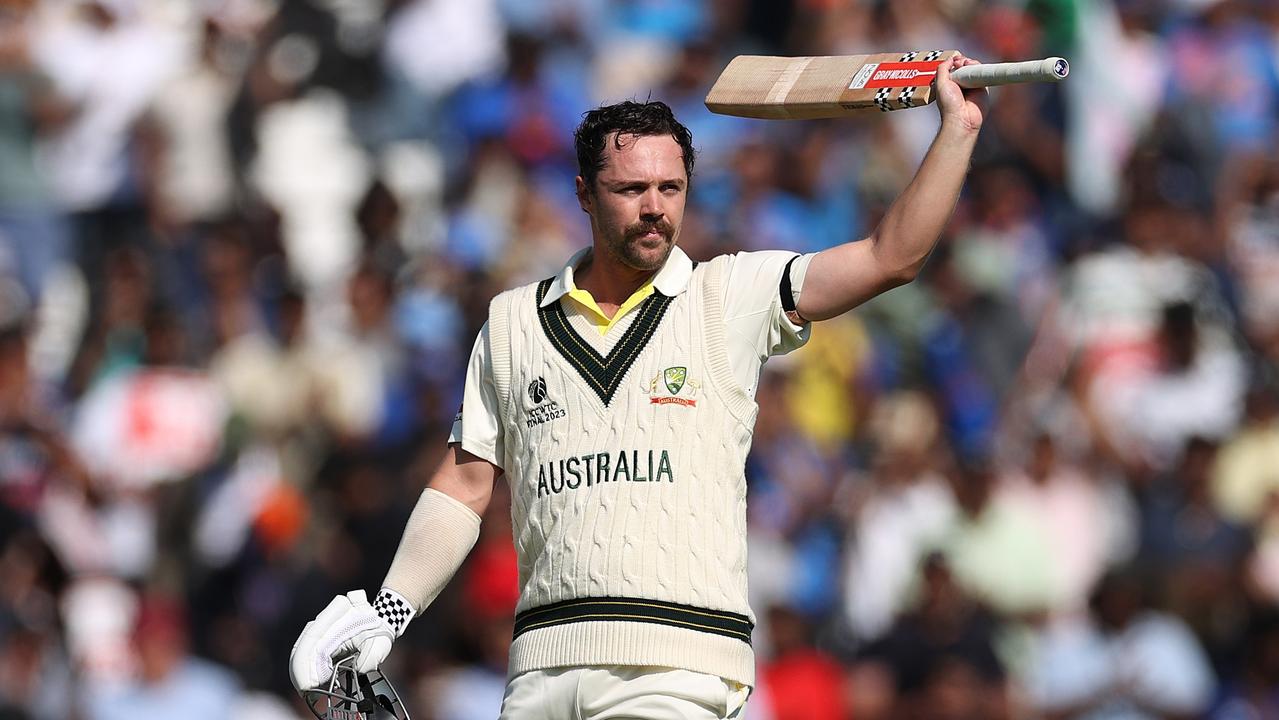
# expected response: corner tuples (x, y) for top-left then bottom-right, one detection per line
(290, 590), (399, 691)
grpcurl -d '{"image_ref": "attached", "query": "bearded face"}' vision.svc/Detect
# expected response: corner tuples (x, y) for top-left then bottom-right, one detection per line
(577, 133), (688, 272)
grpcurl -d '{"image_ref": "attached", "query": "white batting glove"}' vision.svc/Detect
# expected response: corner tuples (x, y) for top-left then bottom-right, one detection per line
(289, 589), (415, 690)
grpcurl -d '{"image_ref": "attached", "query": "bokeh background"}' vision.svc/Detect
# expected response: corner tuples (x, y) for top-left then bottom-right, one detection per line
(2, 0), (1278, 718)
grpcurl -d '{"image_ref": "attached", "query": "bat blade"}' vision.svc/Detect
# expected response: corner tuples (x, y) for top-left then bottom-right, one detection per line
(705, 51), (1068, 119)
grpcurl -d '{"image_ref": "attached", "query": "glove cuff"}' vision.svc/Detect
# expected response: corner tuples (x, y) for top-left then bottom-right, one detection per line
(373, 587), (414, 638)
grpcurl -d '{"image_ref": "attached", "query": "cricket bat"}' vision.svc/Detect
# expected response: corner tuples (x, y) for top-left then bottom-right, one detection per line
(705, 51), (1068, 119)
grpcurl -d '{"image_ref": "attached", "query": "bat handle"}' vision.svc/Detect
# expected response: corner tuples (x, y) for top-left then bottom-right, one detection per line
(949, 57), (1069, 88)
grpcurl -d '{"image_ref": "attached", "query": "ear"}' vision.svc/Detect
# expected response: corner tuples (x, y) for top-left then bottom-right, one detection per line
(575, 176), (592, 215)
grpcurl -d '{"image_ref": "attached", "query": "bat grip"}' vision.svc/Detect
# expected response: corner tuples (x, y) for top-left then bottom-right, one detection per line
(949, 57), (1069, 88)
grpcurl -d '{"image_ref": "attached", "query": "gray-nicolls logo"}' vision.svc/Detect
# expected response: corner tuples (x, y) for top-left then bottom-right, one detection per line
(528, 377), (548, 404)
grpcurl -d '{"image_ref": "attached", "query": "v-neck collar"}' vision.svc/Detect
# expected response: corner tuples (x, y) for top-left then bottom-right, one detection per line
(535, 278), (673, 407)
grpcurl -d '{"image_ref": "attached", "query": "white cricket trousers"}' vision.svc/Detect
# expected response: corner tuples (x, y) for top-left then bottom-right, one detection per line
(498, 666), (751, 719)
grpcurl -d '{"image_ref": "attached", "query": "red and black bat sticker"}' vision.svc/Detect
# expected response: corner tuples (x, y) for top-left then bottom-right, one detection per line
(849, 61), (941, 89)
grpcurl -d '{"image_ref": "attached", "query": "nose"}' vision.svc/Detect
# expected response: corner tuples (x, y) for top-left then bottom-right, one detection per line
(639, 188), (664, 222)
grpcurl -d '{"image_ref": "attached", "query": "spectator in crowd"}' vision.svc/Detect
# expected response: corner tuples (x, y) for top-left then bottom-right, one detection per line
(1024, 568), (1215, 720)
(1213, 386), (1279, 526)
(758, 604), (846, 720)
(1136, 436), (1253, 678)
(940, 459), (1057, 619)
(82, 595), (241, 720)
(997, 432), (1133, 614)
(841, 391), (956, 643)
(1210, 609), (1279, 720)
(855, 553), (1008, 720)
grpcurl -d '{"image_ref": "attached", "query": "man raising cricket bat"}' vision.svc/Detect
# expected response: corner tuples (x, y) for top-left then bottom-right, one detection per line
(290, 52), (998, 719)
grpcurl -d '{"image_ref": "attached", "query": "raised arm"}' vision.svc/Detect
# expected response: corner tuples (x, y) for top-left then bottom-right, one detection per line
(797, 54), (987, 322)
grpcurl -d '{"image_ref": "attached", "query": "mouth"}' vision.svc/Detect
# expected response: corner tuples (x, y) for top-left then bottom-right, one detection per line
(629, 226), (671, 244)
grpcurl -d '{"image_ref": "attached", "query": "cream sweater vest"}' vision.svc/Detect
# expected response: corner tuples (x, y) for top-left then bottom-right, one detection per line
(486, 255), (760, 686)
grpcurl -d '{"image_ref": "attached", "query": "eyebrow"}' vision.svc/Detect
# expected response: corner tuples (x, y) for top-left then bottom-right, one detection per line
(603, 178), (687, 190)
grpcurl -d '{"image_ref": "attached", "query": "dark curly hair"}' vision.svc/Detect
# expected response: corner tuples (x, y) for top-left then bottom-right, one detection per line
(573, 100), (696, 190)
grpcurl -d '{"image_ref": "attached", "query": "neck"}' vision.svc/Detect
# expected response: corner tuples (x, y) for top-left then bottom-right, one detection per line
(574, 246), (659, 308)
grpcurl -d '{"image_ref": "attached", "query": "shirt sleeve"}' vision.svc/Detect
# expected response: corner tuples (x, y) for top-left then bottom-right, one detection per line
(723, 250), (814, 352)
(447, 323), (504, 469)
(720, 250), (816, 396)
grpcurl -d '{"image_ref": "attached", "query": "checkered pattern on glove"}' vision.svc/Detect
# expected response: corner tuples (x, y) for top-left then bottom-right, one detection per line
(374, 588), (415, 638)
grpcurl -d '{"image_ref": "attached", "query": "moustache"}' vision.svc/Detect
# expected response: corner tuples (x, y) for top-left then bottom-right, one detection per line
(625, 220), (674, 241)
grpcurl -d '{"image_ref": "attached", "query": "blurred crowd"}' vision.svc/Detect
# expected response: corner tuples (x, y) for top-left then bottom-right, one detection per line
(1, 0), (1278, 718)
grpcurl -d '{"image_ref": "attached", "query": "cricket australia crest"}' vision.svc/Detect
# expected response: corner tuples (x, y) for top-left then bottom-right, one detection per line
(645, 366), (699, 407)
(664, 366), (687, 395)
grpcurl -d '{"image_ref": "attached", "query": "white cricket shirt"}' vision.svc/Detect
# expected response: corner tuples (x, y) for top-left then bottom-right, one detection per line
(450, 246), (813, 465)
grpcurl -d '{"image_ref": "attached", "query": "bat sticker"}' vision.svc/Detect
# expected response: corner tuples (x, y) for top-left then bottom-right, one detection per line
(860, 61), (941, 88)
(849, 63), (879, 89)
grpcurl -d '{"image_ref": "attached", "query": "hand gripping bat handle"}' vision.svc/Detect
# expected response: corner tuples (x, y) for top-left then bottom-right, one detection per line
(950, 57), (1069, 88)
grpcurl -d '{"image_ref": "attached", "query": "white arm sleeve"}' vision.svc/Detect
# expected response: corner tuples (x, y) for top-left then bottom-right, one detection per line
(381, 488), (482, 617)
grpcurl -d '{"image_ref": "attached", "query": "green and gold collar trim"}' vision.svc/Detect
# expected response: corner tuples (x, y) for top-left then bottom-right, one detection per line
(536, 278), (673, 407)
